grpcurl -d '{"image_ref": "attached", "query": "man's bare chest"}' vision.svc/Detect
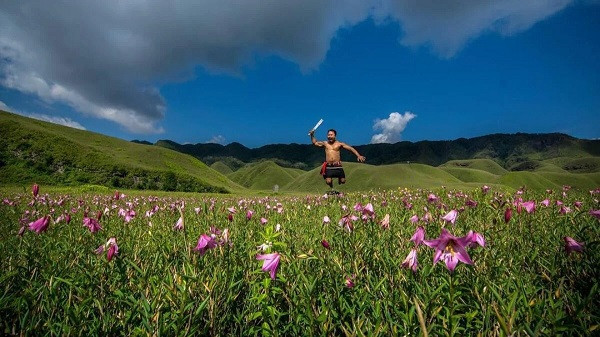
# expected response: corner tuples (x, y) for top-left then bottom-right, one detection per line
(325, 143), (342, 151)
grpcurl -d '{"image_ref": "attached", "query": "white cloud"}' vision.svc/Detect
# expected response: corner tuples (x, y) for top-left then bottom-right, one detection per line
(206, 135), (226, 145)
(371, 111), (416, 144)
(0, 1), (574, 133)
(0, 100), (86, 130)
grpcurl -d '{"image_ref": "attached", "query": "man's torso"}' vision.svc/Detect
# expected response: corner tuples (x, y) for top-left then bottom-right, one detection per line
(324, 141), (342, 163)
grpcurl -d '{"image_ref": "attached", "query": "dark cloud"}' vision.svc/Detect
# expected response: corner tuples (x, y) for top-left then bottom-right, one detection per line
(0, 0), (574, 133)
(382, 0), (573, 57)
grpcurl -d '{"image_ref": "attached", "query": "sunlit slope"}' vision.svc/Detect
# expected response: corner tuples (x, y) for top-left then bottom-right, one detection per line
(544, 157), (600, 173)
(227, 161), (305, 190)
(283, 163), (478, 192)
(210, 161), (234, 175)
(0, 110), (242, 192)
(439, 159), (508, 175)
(439, 167), (501, 184)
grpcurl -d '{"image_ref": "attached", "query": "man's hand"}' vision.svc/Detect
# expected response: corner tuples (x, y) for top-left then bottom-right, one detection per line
(308, 130), (315, 136)
(357, 155), (366, 163)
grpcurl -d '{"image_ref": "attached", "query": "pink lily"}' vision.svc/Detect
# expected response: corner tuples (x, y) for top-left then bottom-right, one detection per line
(410, 226), (425, 246)
(564, 237), (584, 255)
(427, 193), (438, 203)
(401, 249), (418, 272)
(344, 274), (355, 288)
(363, 203), (375, 217)
(256, 252), (281, 280)
(589, 209), (600, 220)
(522, 201), (536, 214)
(559, 206), (571, 214)
(194, 234), (216, 255)
(442, 210), (458, 225)
(321, 239), (331, 250)
(339, 215), (353, 232)
(466, 230), (486, 247)
(541, 199), (550, 207)
(173, 216), (184, 231)
(504, 208), (512, 223)
(424, 228), (473, 272)
(32, 184), (39, 198)
(465, 199), (478, 208)
(106, 238), (119, 261)
(246, 210), (253, 220)
(83, 217), (102, 233)
(409, 215), (419, 224)
(28, 215), (50, 233)
(323, 215), (331, 224)
(380, 214), (390, 229)
(96, 237), (119, 261)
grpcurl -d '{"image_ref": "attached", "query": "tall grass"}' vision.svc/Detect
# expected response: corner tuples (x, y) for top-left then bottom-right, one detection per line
(1, 185), (598, 335)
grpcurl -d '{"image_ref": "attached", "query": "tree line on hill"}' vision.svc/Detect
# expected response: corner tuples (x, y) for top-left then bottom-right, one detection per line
(133, 133), (600, 171)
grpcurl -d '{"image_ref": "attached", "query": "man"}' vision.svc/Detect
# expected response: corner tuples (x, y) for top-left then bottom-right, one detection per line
(309, 128), (366, 189)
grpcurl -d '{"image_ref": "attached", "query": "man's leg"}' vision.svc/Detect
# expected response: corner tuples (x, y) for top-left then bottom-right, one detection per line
(339, 177), (346, 185)
(325, 177), (333, 188)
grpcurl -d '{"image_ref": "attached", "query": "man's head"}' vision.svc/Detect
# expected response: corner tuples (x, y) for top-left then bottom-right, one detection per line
(327, 129), (337, 143)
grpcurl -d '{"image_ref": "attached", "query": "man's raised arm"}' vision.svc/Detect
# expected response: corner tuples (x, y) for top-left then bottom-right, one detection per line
(341, 143), (366, 162)
(309, 130), (324, 147)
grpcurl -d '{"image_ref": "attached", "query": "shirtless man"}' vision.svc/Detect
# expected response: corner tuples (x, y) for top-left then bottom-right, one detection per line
(309, 129), (366, 188)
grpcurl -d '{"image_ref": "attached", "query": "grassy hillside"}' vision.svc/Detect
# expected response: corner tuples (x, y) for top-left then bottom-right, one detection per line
(439, 159), (508, 175)
(282, 161), (599, 193)
(439, 167), (501, 184)
(210, 161), (234, 175)
(283, 162), (488, 193)
(2, 110), (598, 194)
(544, 157), (600, 173)
(227, 161), (304, 190)
(0, 110), (242, 193)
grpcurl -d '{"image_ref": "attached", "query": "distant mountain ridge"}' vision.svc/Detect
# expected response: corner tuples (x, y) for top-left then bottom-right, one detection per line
(146, 133), (600, 170)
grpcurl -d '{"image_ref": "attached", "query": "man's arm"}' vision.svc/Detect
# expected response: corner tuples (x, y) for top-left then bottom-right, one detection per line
(341, 143), (366, 162)
(309, 130), (324, 147)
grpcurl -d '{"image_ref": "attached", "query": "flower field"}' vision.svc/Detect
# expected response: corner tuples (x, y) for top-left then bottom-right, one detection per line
(1, 185), (599, 336)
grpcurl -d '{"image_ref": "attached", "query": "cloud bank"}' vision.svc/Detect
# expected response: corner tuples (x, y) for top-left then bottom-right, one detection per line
(371, 111), (416, 144)
(0, 1), (573, 133)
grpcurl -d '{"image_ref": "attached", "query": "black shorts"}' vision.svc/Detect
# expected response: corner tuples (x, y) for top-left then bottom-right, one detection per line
(323, 165), (345, 179)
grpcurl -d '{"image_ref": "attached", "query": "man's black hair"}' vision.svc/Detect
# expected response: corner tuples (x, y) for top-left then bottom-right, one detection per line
(328, 129), (337, 136)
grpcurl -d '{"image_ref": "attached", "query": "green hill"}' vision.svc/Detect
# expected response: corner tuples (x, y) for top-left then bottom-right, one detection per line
(544, 157), (600, 173)
(283, 162), (482, 192)
(210, 161), (234, 175)
(227, 161), (304, 190)
(439, 159), (508, 175)
(0, 110), (241, 193)
(439, 167), (501, 184)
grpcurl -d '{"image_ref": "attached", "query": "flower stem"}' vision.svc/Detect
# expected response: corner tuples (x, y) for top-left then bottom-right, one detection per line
(449, 272), (455, 337)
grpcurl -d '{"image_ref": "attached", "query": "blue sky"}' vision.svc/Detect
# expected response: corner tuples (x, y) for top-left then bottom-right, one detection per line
(1, 1), (599, 147)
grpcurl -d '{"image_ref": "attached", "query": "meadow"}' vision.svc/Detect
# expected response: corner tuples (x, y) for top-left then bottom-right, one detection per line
(1, 185), (599, 336)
